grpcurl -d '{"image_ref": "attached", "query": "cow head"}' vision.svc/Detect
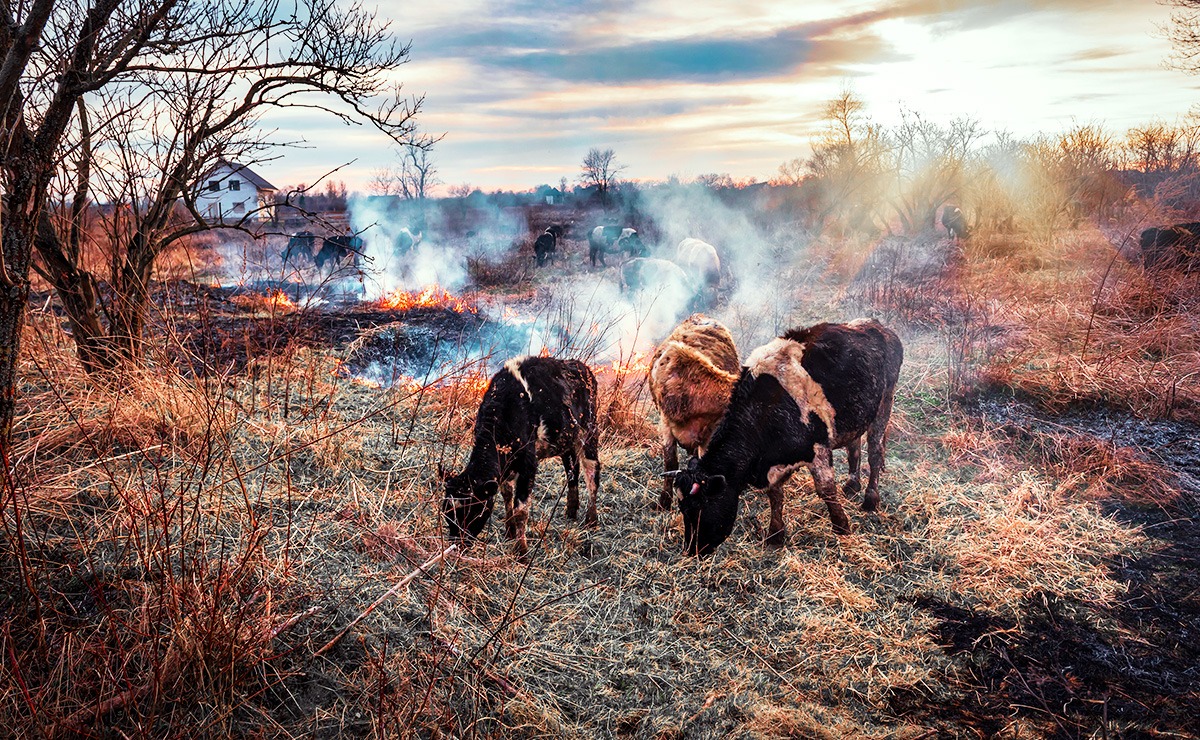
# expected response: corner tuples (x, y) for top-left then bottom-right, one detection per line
(439, 464), (498, 540)
(672, 459), (737, 556)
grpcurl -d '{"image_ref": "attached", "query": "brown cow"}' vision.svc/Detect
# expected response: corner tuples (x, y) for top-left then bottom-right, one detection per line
(649, 315), (740, 509)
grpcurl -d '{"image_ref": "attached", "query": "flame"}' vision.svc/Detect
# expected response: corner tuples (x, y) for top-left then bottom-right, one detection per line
(374, 285), (477, 313)
(232, 288), (296, 313)
(607, 350), (653, 378)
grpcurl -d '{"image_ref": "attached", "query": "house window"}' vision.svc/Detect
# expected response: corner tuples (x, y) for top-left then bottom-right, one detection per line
(229, 179), (241, 191)
(232, 202), (245, 214)
(208, 180), (221, 192)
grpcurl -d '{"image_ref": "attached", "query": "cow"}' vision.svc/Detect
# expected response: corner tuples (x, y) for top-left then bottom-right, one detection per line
(620, 257), (690, 300)
(315, 235), (364, 271)
(675, 238), (721, 309)
(534, 224), (566, 267)
(942, 206), (969, 241)
(395, 227), (423, 256)
(1138, 222), (1200, 271)
(670, 319), (903, 556)
(589, 226), (645, 266)
(649, 315), (740, 510)
(440, 356), (601, 554)
(282, 231), (317, 264)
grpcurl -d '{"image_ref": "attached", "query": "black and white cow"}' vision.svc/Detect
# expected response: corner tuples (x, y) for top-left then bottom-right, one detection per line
(941, 206), (969, 241)
(670, 319), (903, 556)
(589, 226), (645, 266)
(441, 356), (601, 554)
(534, 224), (566, 267)
(282, 231), (317, 265)
(315, 234), (364, 271)
(395, 227), (423, 256)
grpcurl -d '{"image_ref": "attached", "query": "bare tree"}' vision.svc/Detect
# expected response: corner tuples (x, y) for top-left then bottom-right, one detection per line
(0, 0), (422, 441)
(371, 142), (440, 200)
(1164, 0), (1200, 72)
(579, 147), (625, 200)
(884, 110), (985, 232)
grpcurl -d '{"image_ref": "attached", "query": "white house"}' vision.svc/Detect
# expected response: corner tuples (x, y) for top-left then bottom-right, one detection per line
(194, 161), (277, 221)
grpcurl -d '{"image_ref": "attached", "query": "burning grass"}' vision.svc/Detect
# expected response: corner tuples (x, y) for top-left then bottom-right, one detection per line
(3, 224), (1198, 737)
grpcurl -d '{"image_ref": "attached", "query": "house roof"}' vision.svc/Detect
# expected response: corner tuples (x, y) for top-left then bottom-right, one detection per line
(209, 160), (277, 192)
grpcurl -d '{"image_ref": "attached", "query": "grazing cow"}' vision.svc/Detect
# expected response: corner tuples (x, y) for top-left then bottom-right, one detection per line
(942, 206), (969, 241)
(589, 226), (644, 266)
(675, 238), (721, 308)
(315, 235), (364, 271)
(620, 257), (690, 300)
(1138, 222), (1200, 271)
(282, 231), (317, 264)
(649, 315), (740, 509)
(394, 227), (423, 255)
(441, 356), (601, 554)
(671, 319), (903, 556)
(534, 224), (566, 267)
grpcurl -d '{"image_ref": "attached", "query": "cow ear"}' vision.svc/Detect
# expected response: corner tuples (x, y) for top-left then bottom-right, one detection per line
(710, 475), (726, 491)
(481, 479), (499, 497)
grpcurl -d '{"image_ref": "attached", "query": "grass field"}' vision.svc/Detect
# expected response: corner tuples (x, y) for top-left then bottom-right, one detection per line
(2, 225), (1197, 738)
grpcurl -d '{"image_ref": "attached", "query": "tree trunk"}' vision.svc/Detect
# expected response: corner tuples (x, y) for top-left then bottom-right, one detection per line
(0, 160), (44, 444)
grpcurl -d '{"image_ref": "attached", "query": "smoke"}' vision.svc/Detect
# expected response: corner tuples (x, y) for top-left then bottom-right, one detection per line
(349, 194), (527, 299)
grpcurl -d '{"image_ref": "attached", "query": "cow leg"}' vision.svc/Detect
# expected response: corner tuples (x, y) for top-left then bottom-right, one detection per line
(562, 450), (580, 520)
(579, 434), (600, 527)
(508, 460), (535, 555)
(764, 465), (797, 547)
(812, 444), (851, 535)
(864, 390), (896, 512)
(843, 436), (863, 497)
(500, 479), (517, 540)
(658, 425), (678, 510)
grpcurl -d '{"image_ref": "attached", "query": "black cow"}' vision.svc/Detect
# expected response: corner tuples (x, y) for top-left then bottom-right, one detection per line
(282, 231), (317, 264)
(441, 356), (601, 554)
(315, 235), (363, 271)
(1138, 222), (1200, 271)
(534, 224), (566, 267)
(942, 206), (969, 241)
(670, 319), (903, 556)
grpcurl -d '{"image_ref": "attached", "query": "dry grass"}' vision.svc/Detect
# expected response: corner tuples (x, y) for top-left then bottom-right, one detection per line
(2, 223), (1195, 738)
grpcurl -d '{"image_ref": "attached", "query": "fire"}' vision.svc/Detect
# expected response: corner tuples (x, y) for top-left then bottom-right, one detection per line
(232, 288), (296, 313)
(375, 285), (477, 313)
(607, 350), (653, 378)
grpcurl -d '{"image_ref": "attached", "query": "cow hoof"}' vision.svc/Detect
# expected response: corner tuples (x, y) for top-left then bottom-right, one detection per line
(565, 507), (579, 521)
(584, 512), (599, 528)
(843, 479), (862, 497)
(862, 493), (880, 512)
(764, 529), (787, 549)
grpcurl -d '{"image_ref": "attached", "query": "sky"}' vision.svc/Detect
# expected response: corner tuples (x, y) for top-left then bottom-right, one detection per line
(261, 0), (1200, 194)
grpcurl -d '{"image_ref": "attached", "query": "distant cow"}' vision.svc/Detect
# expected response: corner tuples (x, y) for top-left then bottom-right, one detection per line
(620, 257), (690, 300)
(650, 315), (740, 509)
(589, 226), (645, 266)
(671, 319), (903, 555)
(1139, 222), (1200, 271)
(675, 238), (721, 308)
(534, 224), (566, 267)
(441, 356), (601, 554)
(315, 235), (364, 271)
(395, 227), (423, 255)
(282, 231), (317, 264)
(942, 206), (969, 241)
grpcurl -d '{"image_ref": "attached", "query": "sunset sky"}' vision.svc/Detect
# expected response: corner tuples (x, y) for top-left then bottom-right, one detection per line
(264, 0), (1200, 194)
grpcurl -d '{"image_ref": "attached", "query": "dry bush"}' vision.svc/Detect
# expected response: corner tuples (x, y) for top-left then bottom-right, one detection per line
(467, 248), (534, 290)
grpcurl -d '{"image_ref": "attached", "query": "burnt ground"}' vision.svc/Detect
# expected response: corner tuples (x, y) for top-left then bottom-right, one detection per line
(895, 395), (1200, 738)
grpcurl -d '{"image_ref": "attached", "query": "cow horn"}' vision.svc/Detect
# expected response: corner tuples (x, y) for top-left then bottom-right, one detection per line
(662, 470), (680, 478)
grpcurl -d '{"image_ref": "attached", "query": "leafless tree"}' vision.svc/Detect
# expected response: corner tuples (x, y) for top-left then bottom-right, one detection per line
(1164, 0), (1200, 72)
(884, 110), (985, 232)
(371, 142), (440, 200)
(803, 91), (889, 234)
(579, 147), (625, 199)
(0, 0), (423, 440)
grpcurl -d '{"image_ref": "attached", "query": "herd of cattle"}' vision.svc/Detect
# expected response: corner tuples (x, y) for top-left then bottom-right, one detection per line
(440, 314), (903, 556)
